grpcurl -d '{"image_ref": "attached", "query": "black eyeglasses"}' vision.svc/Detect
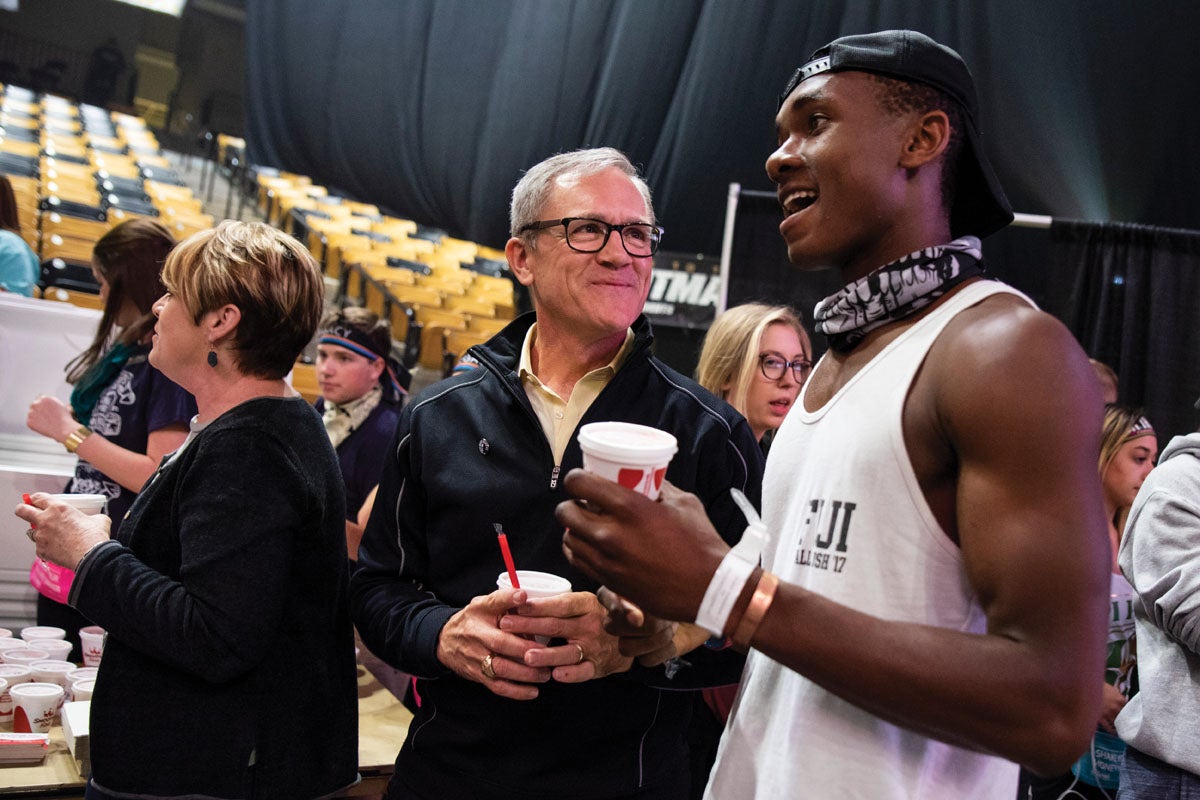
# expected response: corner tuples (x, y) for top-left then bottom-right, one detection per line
(759, 353), (812, 383)
(519, 217), (663, 257)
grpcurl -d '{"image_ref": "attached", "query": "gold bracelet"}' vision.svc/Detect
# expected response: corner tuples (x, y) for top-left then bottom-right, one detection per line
(732, 571), (780, 650)
(63, 425), (93, 454)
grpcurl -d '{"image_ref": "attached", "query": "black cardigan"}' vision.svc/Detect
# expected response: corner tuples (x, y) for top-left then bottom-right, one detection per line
(72, 396), (359, 799)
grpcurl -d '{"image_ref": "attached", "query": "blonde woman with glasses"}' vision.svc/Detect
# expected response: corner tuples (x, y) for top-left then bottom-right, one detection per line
(696, 303), (812, 447)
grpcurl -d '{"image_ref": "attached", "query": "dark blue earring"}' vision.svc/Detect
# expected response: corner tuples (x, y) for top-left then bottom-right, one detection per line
(207, 349), (218, 368)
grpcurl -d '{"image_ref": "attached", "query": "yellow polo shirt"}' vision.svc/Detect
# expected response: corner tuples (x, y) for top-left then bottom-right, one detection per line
(518, 324), (634, 464)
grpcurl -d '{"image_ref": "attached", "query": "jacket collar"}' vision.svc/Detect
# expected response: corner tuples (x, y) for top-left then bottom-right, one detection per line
(475, 312), (655, 375)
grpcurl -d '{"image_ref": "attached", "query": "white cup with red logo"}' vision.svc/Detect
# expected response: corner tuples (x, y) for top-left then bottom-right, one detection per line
(11, 682), (64, 733)
(578, 422), (678, 500)
(79, 625), (106, 667)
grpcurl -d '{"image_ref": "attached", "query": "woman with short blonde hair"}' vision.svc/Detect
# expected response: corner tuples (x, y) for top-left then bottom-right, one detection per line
(18, 221), (358, 800)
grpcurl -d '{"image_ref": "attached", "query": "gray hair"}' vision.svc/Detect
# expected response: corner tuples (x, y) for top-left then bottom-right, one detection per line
(509, 147), (655, 242)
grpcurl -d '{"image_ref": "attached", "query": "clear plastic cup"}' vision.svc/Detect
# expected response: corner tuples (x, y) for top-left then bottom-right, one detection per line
(578, 421), (678, 500)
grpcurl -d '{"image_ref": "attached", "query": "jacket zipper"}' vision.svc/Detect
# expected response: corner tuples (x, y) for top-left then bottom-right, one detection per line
(549, 464), (561, 490)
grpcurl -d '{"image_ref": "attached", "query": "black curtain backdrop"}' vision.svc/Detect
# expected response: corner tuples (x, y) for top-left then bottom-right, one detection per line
(1045, 221), (1200, 442)
(244, 1), (1200, 256)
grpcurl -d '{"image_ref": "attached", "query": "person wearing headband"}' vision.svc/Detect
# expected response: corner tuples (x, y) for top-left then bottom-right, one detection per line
(315, 306), (410, 561)
(558, 30), (1109, 799)
(1100, 406), (1158, 565)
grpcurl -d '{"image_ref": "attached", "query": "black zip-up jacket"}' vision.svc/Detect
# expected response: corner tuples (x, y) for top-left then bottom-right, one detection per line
(351, 313), (763, 800)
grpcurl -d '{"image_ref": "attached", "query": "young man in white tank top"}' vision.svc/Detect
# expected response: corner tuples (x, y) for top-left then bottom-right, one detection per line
(558, 30), (1111, 799)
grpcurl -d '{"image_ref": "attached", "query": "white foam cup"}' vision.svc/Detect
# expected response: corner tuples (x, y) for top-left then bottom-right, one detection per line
(32, 638), (72, 662)
(79, 626), (106, 667)
(0, 627), (11, 638)
(31, 660), (74, 708)
(11, 682), (64, 733)
(20, 625), (66, 643)
(49, 493), (107, 515)
(497, 570), (573, 644)
(0, 664), (33, 728)
(0, 639), (28, 659)
(577, 422), (678, 500)
(3, 648), (49, 667)
(67, 666), (98, 685)
(71, 679), (95, 702)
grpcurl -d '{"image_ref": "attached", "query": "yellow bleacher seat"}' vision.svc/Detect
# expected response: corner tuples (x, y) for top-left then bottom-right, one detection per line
(41, 211), (109, 240)
(40, 232), (98, 262)
(419, 323), (466, 371)
(467, 316), (511, 338)
(0, 139), (39, 157)
(289, 361), (321, 404)
(389, 284), (444, 309)
(43, 287), (103, 311)
(444, 328), (494, 372)
(444, 295), (496, 318)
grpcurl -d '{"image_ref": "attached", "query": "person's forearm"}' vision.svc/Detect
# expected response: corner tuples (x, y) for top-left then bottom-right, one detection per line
(736, 579), (1101, 775)
(345, 520), (364, 561)
(72, 433), (161, 491)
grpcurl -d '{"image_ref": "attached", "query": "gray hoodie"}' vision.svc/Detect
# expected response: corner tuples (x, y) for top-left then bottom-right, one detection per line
(1115, 432), (1200, 774)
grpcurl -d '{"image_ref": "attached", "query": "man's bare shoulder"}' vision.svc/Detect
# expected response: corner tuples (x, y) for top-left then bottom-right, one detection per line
(925, 288), (1101, 448)
(931, 289), (1087, 381)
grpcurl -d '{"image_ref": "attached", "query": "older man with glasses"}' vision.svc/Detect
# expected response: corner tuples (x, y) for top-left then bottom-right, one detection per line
(351, 147), (763, 800)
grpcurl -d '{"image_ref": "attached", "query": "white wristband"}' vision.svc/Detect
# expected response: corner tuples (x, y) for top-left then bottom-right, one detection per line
(695, 518), (767, 636)
(695, 550), (756, 636)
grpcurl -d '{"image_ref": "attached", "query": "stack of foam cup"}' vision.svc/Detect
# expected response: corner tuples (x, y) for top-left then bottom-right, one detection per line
(577, 422), (678, 500)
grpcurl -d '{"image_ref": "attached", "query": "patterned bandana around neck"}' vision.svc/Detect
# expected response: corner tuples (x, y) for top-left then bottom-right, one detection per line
(813, 236), (986, 353)
(323, 384), (382, 449)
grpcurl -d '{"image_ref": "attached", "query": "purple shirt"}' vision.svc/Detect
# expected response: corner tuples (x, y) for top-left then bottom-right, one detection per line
(67, 345), (196, 535)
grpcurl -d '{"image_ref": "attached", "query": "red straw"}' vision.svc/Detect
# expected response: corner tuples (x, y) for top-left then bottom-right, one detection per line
(22, 494), (35, 529)
(497, 533), (520, 589)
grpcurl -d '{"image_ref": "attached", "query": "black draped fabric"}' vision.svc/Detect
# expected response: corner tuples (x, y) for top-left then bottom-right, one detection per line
(1045, 221), (1200, 440)
(244, 1), (1200, 255)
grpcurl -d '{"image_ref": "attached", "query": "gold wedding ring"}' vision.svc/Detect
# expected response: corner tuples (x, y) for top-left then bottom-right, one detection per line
(480, 653), (497, 680)
(574, 644), (585, 665)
